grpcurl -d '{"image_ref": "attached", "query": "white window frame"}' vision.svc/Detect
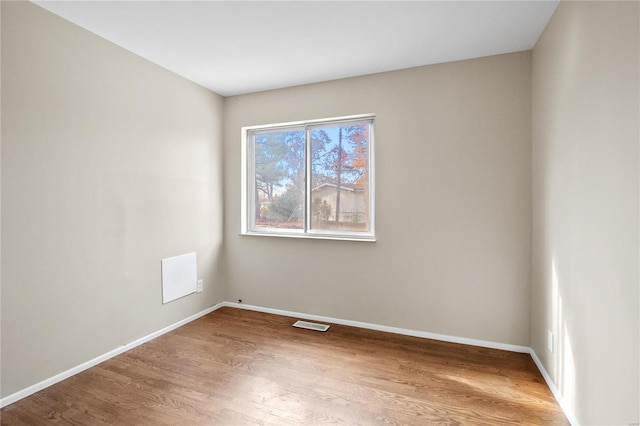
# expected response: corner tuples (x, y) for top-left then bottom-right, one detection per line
(241, 114), (375, 242)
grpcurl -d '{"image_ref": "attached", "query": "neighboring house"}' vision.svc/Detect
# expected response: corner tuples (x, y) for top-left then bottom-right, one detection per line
(311, 183), (365, 223)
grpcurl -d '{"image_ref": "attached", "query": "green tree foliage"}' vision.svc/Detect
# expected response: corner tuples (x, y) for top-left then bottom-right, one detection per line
(254, 130), (305, 222)
(265, 189), (302, 222)
(255, 131), (296, 200)
(312, 198), (333, 222)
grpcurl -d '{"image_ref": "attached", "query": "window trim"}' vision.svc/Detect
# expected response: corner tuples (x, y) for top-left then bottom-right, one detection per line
(241, 114), (375, 242)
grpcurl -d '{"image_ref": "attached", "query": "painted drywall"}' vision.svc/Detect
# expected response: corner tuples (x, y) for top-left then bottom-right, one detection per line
(224, 52), (532, 346)
(1, 1), (224, 398)
(531, 1), (639, 424)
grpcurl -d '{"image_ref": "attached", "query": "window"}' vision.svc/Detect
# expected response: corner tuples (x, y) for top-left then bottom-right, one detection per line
(242, 114), (375, 241)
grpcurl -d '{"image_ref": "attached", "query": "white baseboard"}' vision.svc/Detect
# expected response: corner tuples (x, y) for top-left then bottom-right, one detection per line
(529, 349), (579, 426)
(221, 301), (531, 353)
(1, 300), (578, 426)
(0, 302), (225, 409)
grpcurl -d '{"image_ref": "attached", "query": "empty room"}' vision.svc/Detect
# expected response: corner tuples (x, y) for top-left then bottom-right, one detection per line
(1, 1), (638, 425)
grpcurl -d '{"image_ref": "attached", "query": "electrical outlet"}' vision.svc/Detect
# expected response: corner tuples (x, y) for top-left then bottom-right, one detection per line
(547, 330), (554, 353)
(197, 279), (203, 293)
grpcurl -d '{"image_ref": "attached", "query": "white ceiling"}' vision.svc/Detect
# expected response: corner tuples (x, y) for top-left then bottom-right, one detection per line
(32, 1), (559, 97)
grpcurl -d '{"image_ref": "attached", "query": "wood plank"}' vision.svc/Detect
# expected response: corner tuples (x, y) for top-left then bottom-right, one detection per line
(1, 307), (568, 425)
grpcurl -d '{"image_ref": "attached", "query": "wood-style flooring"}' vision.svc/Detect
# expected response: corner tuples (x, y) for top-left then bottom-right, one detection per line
(1, 307), (568, 425)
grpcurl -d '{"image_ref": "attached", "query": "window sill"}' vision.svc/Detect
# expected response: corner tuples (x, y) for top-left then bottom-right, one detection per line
(240, 231), (376, 242)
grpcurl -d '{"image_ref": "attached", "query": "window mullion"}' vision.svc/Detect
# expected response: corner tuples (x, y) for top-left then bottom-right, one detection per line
(246, 131), (255, 233)
(304, 126), (312, 234)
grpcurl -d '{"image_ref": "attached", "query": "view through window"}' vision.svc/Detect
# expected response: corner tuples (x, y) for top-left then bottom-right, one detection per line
(243, 115), (374, 240)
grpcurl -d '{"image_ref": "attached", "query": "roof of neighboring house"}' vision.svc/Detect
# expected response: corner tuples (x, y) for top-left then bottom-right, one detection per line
(312, 183), (364, 192)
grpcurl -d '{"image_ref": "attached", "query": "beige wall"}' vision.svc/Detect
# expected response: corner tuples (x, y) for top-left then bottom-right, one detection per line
(1, 1), (224, 397)
(532, 1), (639, 424)
(224, 52), (532, 346)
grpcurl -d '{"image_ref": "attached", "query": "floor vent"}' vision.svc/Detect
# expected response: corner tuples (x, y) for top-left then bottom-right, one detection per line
(293, 320), (330, 332)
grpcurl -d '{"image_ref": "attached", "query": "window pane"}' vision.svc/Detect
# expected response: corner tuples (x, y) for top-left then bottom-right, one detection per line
(310, 123), (370, 233)
(252, 128), (305, 230)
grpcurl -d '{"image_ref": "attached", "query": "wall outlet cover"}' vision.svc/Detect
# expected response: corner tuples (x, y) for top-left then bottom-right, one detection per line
(197, 279), (204, 293)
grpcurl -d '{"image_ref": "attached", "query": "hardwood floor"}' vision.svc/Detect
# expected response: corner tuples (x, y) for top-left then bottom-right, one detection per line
(1, 307), (568, 425)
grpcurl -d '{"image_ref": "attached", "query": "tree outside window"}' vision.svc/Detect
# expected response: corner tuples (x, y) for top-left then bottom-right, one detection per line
(243, 115), (374, 240)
